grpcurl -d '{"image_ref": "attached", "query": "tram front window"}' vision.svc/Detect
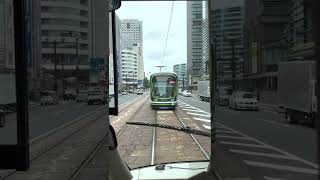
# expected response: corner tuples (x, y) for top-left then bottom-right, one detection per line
(153, 77), (175, 99)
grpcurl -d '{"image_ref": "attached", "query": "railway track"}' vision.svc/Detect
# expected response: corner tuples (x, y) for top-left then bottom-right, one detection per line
(0, 95), (146, 180)
(115, 104), (210, 169)
(68, 96), (149, 180)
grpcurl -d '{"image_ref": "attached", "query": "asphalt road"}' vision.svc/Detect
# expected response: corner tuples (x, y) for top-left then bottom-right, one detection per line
(0, 93), (139, 144)
(178, 95), (318, 180)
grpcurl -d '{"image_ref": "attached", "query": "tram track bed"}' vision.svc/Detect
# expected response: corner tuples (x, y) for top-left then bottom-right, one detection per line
(0, 95), (147, 180)
(117, 102), (210, 169)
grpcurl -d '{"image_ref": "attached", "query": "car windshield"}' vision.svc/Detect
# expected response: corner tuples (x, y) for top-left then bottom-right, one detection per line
(89, 91), (102, 95)
(242, 93), (253, 99)
(40, 92), (55, 96)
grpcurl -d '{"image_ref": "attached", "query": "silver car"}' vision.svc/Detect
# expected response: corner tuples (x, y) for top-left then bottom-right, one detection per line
(40, 91), (58, 105)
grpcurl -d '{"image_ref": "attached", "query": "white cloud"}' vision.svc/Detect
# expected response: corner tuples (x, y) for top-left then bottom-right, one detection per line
(116, 1), (187, 75)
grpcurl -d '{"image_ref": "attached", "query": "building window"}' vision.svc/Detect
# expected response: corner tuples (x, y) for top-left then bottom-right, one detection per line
(126, 23), (130, 29)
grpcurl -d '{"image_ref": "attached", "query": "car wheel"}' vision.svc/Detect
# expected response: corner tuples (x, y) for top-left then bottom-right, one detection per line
(234, 103), (238, 110)
(0, 116), (6, 127)
(286, 110), (296, 124)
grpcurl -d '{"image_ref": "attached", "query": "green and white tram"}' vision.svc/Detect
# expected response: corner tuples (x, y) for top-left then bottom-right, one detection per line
(150, 72), (178, 109)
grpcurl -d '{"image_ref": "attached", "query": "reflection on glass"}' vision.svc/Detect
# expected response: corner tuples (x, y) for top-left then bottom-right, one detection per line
(0, 0), (17, 145)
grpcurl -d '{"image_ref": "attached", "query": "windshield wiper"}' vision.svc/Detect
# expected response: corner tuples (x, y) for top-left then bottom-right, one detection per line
(126, 122), (210, 137)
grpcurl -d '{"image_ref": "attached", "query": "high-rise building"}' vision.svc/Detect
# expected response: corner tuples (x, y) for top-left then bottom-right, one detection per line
(40, 1), (91, 82)
(40, 0), (111, 90)
(211, 0), (245, 88)
(284, 0), (314, 60)
(0, 0), (15, 73)
(120, 19), (144, 83)
(173, 63), (187, 89)
(201, 1), (209, 80)
(121, 45), (140, 87)
(244, 0), (289, 90)
(109, 13), (121, 87)
(187, 1), (204, 87)
(120, 19), (143, 49)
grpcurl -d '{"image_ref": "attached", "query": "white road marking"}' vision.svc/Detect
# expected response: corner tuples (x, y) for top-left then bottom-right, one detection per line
(182, 108), (202, 112)
(257, 118), (291, 128)
(202, 124), (211, 129)
(243, 160), (319, 175)
(220, 141), (268, 148)
(264, 176), (287, 180)
(216, 130), (236, 134)
(230, 149), (298, 160)
(193, 117), (211, 122)
(187, 112), (210, 118)
(217, 123), (319, 169)
(178, 101), (210, 115)
(30, 105), (105, 143)
(216, 135), (252, 140)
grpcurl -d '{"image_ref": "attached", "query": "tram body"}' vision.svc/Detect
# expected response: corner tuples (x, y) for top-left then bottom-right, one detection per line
(150, 72), (178, 109)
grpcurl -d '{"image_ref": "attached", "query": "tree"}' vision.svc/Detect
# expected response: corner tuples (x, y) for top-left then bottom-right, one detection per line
(143, 77), (150, 89)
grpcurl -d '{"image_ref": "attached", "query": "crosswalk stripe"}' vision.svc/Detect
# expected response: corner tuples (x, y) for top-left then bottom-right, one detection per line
(264, 176), (287, 180)
(187, 112), (210, 117)
(230, 149), (297, 160)
(216, 122), (319, 169)
(220, 141), (268, 148)
(182, 108), (202, 112)
(216, 135), (252, 140)
(216, 130), (235, 134)
(193, 117), (210, 122)
(202, 124), (211, 129)
(244, 160), (319, 175)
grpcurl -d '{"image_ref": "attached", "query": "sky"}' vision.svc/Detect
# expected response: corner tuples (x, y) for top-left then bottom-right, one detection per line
(116, 1), (187, 76)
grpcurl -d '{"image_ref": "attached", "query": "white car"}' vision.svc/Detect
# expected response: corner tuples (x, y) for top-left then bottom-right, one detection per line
(182, 90), (192, 97)
(76, 90), (89, 102)
(87, 90), (107, 105)
(136, 89), (143, 95)
(121, 91), (127, 95)
(40, 91), (58, 105)
(229, 91), (259, 110)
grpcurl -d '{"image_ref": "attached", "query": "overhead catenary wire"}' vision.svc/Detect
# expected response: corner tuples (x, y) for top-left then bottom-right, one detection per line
(161, 1), (175, 67)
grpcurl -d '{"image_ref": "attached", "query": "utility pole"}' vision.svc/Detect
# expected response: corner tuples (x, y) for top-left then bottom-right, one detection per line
(53, 39), (58, 92)
(231, 39), (236, 90)
(224, 36), (237, 91)
(182, 73), (185, 90)
(156, 65), (166, 72)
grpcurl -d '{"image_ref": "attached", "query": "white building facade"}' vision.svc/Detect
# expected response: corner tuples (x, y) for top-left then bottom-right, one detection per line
(173, 63), (187, 88)
(121, 46), (140, 86)
(120, 19), (144, 84)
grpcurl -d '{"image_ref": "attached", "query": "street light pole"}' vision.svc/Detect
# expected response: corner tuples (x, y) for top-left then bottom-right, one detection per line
(182, 73), (185, 91)
(231, 40), (236, 90)
(53, 39), (58, 92)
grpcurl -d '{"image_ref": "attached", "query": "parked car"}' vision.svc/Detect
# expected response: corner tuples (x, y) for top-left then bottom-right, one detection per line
(197, 81), (210, 102)
(63, 90), (77, 101)
(229, 91), (258, 111)
(88, 90), (107, 105)
(182, 90), (192, 97)
(0, 109), (6, 127)
(136, 89), (143, 95)
(40, 91), (58, 105)
(121, 91), (127, 95)
(76, 90), (89, 102)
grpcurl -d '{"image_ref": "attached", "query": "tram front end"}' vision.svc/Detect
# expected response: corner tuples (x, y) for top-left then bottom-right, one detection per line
(150, 72), (178, 109)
